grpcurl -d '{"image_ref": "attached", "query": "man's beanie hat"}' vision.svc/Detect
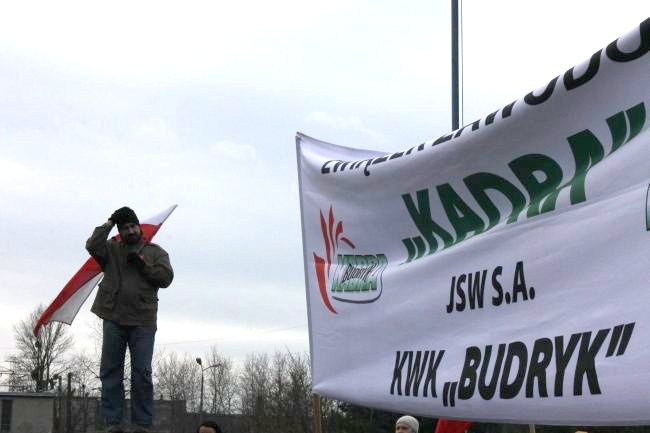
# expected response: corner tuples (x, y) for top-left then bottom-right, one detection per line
(197, 421), (222, 433)
(113, 206), (140, 228)
(396, 415), (419, 433)
(121, 207), (139, 226)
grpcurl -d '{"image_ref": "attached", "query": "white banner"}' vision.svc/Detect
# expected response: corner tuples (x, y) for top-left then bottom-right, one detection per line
(297, 20), (650, 425)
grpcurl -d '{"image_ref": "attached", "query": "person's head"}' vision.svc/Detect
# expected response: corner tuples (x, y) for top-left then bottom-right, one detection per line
(197, 421), (222, 433)
(396, 415), (419, 433)
(115, 207), (141, 245)
(118, 221), (142, 245)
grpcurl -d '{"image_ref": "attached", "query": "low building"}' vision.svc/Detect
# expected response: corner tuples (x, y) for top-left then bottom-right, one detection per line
(0, 392), (193, 433)
(0, 392), (55, 433)
(0, 392), (251, 433)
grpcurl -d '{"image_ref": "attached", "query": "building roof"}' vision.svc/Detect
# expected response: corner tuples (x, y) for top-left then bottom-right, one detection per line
(0, 391), (56, 399)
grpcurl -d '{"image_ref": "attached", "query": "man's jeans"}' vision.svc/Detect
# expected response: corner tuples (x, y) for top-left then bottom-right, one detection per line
(100, 320), (156, 427)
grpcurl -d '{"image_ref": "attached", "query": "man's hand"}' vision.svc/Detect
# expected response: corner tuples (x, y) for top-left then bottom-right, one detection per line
(110, 207), (131, 226)
(126, 252), (146, 270)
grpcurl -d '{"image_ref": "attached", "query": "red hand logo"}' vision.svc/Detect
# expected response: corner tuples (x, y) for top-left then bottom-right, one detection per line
(313, 206), (355, 314)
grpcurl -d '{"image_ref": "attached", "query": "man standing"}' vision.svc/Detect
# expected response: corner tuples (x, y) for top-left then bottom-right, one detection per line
(86, 206), (174, 432)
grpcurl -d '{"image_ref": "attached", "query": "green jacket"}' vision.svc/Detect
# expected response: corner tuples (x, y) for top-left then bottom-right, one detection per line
(86, 222), (174, 328)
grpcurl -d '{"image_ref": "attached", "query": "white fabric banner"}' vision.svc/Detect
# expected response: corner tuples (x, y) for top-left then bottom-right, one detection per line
(297, 21), (649, 425)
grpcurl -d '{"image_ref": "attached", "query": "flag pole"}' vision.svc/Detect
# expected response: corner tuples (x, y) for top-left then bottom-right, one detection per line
(451, 0), (461, 130)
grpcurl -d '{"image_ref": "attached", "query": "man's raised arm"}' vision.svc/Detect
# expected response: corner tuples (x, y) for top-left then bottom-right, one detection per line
(86, 219), (114, 268)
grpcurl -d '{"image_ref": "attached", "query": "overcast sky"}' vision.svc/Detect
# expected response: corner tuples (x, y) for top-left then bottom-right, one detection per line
(0, 1), (647, 367)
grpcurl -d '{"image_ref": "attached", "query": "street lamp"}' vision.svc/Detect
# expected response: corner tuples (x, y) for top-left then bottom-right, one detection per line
(195, 357), (220, 423)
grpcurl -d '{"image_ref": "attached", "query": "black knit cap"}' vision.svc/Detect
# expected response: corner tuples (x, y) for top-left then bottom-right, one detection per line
(112, 206), (140, 228)
(197, 421), (222, 433)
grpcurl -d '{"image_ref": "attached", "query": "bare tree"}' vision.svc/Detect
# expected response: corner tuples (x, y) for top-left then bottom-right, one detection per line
(284, 351), (312, 433)
(8, 304), (73, 391)
(267, 351), (289, 430)
(204, 345), (238, 415)
(154, 352), (200, 411)
(239, 352), (271, 432)
(67, 351), (101, 395)
(262, 351), (313, 433)
(319, 395), (345, 433)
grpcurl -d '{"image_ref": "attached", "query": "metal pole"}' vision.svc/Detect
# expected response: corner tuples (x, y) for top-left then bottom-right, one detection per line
(35, 339), (42, 392)
(66, 373), (72, 433)
(82, 384), (87, 433)
(451, 0), (460, 130)
(199, 369), (205, 423)
(56, 375), (62, 433)
(51, 375), (59, 433)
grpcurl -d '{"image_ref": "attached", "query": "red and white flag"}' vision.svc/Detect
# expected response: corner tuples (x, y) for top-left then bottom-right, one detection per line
(33, 205), (177, 336)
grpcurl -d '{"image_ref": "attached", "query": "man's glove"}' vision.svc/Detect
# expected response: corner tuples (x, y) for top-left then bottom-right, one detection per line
(126, 252), (146, 270)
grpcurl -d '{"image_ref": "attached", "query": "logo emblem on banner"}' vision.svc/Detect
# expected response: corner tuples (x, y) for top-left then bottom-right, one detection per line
(313, 207), (388, 314)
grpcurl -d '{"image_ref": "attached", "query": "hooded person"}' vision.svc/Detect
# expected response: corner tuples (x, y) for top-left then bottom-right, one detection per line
(86, 206), (174, 433)
(396, 415), (420, 433)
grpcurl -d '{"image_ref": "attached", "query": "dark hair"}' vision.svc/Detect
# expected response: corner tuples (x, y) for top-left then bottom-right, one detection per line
(197, 421), (222, 433)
